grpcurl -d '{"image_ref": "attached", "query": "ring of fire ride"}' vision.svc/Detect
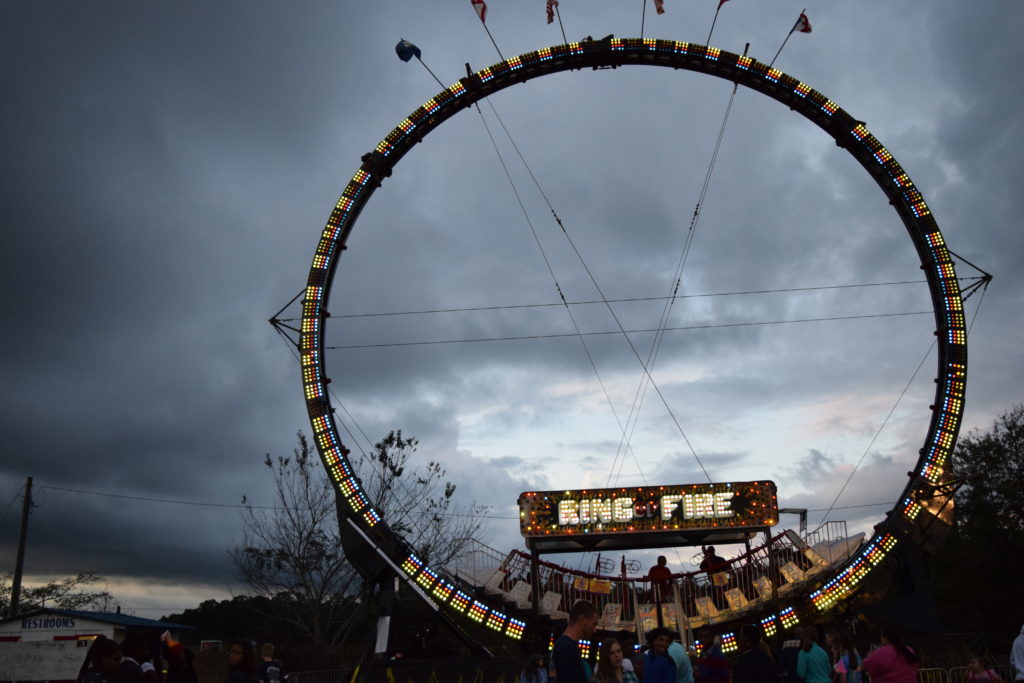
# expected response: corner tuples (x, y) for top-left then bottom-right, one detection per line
(296, 38), (967, 644)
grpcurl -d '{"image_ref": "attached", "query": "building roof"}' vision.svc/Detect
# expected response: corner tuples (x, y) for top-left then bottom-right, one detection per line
(1, 608), (194, 631)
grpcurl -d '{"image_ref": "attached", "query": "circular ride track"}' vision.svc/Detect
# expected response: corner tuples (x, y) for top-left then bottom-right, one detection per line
(296, 38), (967, 645)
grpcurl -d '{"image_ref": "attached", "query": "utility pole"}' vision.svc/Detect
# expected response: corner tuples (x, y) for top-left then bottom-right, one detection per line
(9, 476), (32, 618)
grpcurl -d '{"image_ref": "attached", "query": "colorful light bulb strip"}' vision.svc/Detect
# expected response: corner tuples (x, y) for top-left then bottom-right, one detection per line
(721, 633), (738, 653)
(486, 611), (507, 632)
(468, 601), (488, 623)
(760, 615), (777, 638)
(779, 607), (799, 629)
(362, 509), (381, 527)
(579, 640), (592, 659)
(415, 567), (439, 590)
(811, 534), (899, 611)
(901, 498), (923, 521)
(397, 551), (520, 637)
(400, 554), (423, 576)
(450, 591), (471, 612)
(506, 618), (526, 640)
(432, 580), (454, 602)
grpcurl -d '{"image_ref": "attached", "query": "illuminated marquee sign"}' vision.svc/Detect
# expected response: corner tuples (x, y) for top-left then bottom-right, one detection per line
(518, 481), (778, 537)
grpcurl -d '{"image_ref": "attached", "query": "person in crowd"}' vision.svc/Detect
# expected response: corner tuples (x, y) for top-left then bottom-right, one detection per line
(114, 634), (146, 683)
(694, 628), (730, 683)
(551, 600), (599, 683)
(164, 639), (198, 683)
(667, 633), (694, 683)
(257, 643), (286, 683)
(781, 626), (805, 683)
(825, 629), (861, 683)
(226, 640), (258, 683)
(797, 627), (832, 683)
(732, 624), (777, 683)
(967, 656), (1004, 683)
(860, 626), (919, 683)
(593, 638), (639, 683)
(1013, 624), (1024, 683)
(648, 555), (674, 603)
(77, 636), (123, 683)
(643, 627), (678, 683)
(618, 631), (645, 681)
(520, 653), (549, 683)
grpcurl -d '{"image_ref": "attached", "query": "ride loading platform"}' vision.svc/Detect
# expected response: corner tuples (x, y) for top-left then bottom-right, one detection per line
(457, 481), (863, 643)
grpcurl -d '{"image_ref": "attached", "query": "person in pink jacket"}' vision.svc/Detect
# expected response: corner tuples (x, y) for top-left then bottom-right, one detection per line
(861, 627), (919, 683)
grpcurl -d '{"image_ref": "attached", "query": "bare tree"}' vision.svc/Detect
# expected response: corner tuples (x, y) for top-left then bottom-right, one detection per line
(231, 430), (488, 659)
(357, 430), (489, 566)
(230, 433), (362, 654)
(1, 571), (115, 615)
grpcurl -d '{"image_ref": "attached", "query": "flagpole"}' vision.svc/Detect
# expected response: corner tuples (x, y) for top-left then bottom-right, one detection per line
(480, 21), (504, 61)
(555, 5), (567, 44)
(640, 0), (647, 40)
(416, 56), (446, 89)
(706, 4), (722, 45)
(768, 8), (805, 68)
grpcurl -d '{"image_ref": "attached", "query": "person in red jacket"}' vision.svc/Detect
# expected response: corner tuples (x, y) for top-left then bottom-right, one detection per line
(647, 556), (674, 603)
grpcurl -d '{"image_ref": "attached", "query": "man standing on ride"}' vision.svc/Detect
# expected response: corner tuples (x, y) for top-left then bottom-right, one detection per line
(647, 555), (674, 603)
(552, 600), (599, 683)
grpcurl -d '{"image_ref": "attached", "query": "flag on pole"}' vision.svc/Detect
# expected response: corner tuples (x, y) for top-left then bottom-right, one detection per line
(471, 0), (487, 23)
(546, 0), (559, 24)
(794, 11), (811, 33)
(654, 0), (665, 14)
(395, 39), (421, 62)
(718, 0), (729, 7)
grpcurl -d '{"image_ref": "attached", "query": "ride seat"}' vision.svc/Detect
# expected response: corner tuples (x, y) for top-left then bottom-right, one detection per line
(725, 588), (750, 612)
(505, 580), (532, 609)
(483, 568), (507, 595)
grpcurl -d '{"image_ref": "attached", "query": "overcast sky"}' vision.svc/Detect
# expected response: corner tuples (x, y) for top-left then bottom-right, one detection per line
(2, 1), (1021, 619)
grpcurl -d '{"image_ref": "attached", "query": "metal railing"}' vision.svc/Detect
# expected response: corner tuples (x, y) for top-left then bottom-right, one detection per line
(289, 669), (352, 683)
(946, 666), (1017, 683)
(475, 528), (859, 629)
(291, 660), (1013, 683)
(444, 536), (510, 588)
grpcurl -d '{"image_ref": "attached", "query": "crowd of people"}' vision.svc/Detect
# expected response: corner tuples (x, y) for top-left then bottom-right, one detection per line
(523, 599), (946, 683)
(77, 635), (285, 683)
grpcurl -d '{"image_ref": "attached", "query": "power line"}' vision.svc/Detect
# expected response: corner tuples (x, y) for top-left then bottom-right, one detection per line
(326, 310), (931, 350)
(39, 484), (277, 510)
(468, 62), (652, 488)
(0, 487), (22, 519)
(610, 69), (743, 493)
(281, 279), (944, 322)
(37, 482), (896, 520)
(813, 337), (936, 532)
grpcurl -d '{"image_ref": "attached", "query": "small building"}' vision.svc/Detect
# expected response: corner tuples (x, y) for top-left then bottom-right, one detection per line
(0, 608), (193, 683)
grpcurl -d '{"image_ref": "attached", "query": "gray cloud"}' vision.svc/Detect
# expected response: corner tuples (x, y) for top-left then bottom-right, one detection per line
(1, 1), (1020, 618)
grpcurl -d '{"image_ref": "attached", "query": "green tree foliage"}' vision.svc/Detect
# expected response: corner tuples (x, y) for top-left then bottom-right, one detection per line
(1, 571), (115, 615)
(163, 596), (300, 644)
(931, 404), (1024, 651)
(950, 404), (1024, 543)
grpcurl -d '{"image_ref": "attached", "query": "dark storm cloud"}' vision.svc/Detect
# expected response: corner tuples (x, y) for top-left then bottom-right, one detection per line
(1, 1), (1021, 617)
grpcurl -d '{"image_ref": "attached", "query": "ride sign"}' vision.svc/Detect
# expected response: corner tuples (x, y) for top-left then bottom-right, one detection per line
(518, 481), (778, 538)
